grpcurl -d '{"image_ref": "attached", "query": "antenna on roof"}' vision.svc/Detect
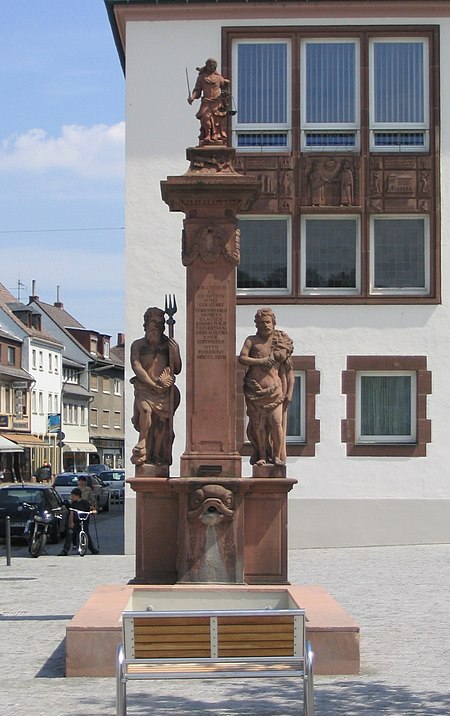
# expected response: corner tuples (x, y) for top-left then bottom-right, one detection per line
(17, 280), (26, 301)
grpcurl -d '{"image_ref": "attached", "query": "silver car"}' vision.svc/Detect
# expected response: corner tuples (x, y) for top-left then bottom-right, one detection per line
(98, 470), (125, 502)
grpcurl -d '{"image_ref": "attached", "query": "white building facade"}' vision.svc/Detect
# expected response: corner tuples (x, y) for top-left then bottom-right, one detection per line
(106, 0), (450, 549)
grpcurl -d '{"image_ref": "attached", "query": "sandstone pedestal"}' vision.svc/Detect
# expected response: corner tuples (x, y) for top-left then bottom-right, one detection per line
(130, 475), (296, 585)
(161, 147), (260, 478)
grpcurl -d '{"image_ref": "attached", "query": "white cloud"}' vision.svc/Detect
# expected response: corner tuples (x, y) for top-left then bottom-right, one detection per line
(0, 122), (125, 178)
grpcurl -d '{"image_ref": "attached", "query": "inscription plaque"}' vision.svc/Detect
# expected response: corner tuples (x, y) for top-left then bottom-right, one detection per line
(195, 285), (227, 360)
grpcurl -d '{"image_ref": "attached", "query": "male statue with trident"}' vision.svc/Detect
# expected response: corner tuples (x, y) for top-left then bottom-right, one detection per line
(130, 304), (182, 468)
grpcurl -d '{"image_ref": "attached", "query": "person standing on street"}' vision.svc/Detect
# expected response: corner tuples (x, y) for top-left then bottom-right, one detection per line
(58, 488), (99, 555)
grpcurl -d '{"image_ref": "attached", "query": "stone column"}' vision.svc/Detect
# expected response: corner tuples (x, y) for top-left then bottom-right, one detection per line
(161, 146), (260, 478)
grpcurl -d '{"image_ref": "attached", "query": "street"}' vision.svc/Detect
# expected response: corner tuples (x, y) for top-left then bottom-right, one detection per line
(0, 499), (124, 559)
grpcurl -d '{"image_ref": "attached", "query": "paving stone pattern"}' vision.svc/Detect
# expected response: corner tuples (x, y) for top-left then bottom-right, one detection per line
(0, 544), (449, 715)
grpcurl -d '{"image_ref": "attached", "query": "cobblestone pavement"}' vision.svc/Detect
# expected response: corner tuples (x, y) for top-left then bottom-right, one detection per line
(0, 544), (449, 715)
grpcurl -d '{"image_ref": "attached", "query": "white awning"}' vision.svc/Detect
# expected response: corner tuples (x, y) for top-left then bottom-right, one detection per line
(63, 442), (98, 454)
(0, 435), (24, 453)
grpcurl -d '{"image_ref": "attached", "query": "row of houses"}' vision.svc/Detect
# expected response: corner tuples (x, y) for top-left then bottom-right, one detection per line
(0, 281), (124, 481)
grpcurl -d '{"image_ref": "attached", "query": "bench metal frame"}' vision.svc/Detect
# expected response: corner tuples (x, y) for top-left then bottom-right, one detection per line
(116, 608), (314, 715)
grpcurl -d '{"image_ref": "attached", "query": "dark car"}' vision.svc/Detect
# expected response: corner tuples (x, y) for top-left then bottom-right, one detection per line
(53, 472), (111, 511)
(98, 469), (125, 502)
(86, 464), (109, 475)
(0, 484), (69, 541)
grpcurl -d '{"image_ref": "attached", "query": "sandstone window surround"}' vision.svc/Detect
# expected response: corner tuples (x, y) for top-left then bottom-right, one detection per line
(341, 356), (432, 457)
(224, 25), (440, 304)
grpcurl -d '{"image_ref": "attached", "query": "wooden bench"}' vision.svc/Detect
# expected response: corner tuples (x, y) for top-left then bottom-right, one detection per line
(116, 608), (314, 715)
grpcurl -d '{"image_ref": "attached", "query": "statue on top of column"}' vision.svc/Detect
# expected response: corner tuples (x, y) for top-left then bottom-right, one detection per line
(239, 308), (294, 467)
(130, 307), (182, 468)
(188, 58), (231, 146)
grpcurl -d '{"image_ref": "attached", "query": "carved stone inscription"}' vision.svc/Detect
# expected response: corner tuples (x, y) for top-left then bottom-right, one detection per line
(196, 284), (227, 360)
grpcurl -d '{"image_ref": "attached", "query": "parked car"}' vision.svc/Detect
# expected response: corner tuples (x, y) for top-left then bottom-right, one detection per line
(53, 472), (111, 512)
(98, 469), (125, 502)
(0, 484), (69, 542)
(86, 464), (109, 475)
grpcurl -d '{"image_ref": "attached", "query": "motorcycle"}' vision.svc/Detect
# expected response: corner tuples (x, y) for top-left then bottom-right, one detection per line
(22, 501), (63, 557)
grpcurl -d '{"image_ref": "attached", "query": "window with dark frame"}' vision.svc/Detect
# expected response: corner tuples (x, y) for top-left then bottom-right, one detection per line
(224, 25), (439, 304)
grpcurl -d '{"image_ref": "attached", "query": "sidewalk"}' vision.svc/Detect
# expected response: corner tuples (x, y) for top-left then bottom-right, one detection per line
(1, 544), (449, 715)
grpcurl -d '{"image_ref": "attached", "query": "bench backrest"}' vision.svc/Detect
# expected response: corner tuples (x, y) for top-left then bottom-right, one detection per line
(123, 609), (306, 661)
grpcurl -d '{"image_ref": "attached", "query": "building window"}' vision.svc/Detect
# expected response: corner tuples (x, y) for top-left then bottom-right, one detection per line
(32, 349), (37, 370)
(32, 390), (37, 415)
(48, 394), (53, 414)
(7, 347), (15, 365)
(232, 39), (291, 150)
(4, 387), (11, 413)
(370, 216), (429, 294)
(237, 216), (291, 294)
(226, 25), (438, 304)
(357, 372), (416, 443)
(301, 38), (359, 150)
(48, 353), (53, 372)
(90, 374), (98, 392)
(102, 410), (110, 429)
(38, 351), (43, 370)
(286, 371), (306, 443)
(54, 394), (59, 413)
(38, 392), (44, 415)
(369, 38), (428, 151)
(90, 336), (98, 355)
(114, 379), (121, 396)
(54, 355), (59, 374)
(80, 406), (86, 426)
(342, 356), (431, 456)
(103, 340), (110, 359)
(301, 216), (360, 294)
(102, 377), (110, 394)
(91, 408), (98, 428)
(237, 355), (320, 457)
(114, 411), (121, 429)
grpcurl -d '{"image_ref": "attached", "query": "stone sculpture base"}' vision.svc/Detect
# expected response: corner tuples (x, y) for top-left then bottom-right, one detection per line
(134, 463), (169, 478)
(66, 583), (360, 677)
(130, 476), (295, 585)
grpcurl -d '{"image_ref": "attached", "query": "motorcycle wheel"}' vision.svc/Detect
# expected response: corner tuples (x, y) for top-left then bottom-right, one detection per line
(29, 532), (47, 558)
(78, 531), (88, 557)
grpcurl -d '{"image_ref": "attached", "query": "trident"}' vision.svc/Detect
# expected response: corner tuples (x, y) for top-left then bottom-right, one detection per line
(164, 294), (177, 467)
(164, 294), (177, 339)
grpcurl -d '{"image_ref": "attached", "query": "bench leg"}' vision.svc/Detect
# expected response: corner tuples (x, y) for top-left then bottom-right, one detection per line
(303, 640), (314, 716)
(116, 644), (127, 716)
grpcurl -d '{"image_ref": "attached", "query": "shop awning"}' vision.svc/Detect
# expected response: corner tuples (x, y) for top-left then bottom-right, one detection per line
(2, 432), (49, 447)
(63, 442), (98, 453)
(0, 435), (24, 453)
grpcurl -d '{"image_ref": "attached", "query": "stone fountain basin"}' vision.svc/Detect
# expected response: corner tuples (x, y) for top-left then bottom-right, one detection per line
(66, 583), (360, 677)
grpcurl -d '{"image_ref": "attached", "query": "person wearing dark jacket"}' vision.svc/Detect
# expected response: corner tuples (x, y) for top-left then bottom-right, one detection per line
(58, 488), (99, 555)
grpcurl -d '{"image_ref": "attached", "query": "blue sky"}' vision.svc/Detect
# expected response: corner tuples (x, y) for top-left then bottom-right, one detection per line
(0, 0), (125, 341)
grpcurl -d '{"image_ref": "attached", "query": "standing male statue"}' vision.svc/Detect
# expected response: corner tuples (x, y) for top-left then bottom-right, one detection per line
(130, 307), (182, 467)
(239, 308), (294, 467)
(188, 58), (231, 146)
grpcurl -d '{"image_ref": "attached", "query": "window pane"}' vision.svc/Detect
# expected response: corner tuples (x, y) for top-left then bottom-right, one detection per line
(305, 219), (357, 289)
(286, 374), (303, 440)
(238, 219), (288, 290)
(237, 42), (287, 125)
(373, 42), (424, 124)
(306, 42), (356, 123)
(373, 218), (425, 289)
(360, 375), (412, 438)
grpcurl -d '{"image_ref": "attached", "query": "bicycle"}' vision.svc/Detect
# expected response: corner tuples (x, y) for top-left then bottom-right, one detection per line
(69, 507), (94, 556)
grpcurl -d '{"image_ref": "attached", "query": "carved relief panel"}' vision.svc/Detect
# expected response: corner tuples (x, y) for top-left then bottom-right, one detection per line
(299, 156), (360, 208)
(369, 156), (433, 213)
